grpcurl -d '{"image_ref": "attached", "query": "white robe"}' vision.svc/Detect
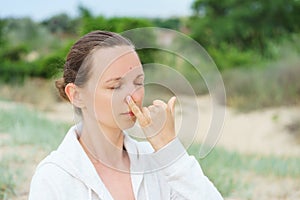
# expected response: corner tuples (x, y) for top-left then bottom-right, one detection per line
(29, 124), (223, 200)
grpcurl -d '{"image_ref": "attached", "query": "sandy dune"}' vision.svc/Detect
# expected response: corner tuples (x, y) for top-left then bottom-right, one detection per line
(194, 95), (300, 157)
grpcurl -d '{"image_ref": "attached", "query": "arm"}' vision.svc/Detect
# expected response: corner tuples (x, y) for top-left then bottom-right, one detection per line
(152, 138), (223, 200)
(127, 96), (223, 199)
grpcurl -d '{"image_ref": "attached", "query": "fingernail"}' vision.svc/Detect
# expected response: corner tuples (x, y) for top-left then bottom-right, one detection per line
(126, 96), (131, 103)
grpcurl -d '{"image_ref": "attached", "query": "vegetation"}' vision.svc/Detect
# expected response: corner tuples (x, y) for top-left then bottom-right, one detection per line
(0, 163), (14, 200)
(188, 145), (300, 197)
(0, 106), (69, 199)
(223, 50), (300, 111)
(0, 0), (299, 108)
(0, 107), (68, 148)
(189, 0), (300, 69)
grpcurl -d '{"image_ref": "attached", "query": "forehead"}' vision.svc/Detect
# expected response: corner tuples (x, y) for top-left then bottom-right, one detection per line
(90, 46), (143, 82)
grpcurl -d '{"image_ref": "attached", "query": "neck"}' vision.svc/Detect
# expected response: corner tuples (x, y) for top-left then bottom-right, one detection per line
(79, 115), (127, 168)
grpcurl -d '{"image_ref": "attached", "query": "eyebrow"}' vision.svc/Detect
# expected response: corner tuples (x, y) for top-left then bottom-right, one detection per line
(105, 74), (144, 83)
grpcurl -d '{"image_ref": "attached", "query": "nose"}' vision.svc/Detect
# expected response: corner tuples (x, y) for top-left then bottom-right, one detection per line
(125, 87), (144, 105)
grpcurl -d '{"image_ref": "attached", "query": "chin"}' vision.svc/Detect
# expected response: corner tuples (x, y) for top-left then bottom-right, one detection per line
(120, 122), (136, 130)
(117, 118), (137, 130)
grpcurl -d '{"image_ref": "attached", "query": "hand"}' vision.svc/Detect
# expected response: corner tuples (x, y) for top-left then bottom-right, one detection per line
(126, 95), (177, 151)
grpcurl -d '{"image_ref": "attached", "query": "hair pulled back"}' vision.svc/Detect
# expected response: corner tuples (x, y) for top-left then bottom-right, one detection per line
(55, 30), (133, 110)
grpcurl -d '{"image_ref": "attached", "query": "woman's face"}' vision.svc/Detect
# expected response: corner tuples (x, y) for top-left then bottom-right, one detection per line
(81, 46), (144, 131)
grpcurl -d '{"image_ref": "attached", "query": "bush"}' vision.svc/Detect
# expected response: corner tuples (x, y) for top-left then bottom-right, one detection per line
(0, 61), (35, 83)
(0, 45), (29, 61)
(0, 55), (64, 82)
(207, 43), (263, 71)
(222, 58), (300, 111)
(34, 55), (65, 78)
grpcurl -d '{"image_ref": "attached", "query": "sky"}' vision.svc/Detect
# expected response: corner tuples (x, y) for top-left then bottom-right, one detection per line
(0, 0), (194, 21)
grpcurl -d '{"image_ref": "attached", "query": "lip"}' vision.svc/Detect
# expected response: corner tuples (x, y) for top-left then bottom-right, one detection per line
(121, 111), (135, 116)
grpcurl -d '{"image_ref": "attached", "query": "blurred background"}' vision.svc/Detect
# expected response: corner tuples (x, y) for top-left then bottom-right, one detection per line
(0, 0), (300, 199)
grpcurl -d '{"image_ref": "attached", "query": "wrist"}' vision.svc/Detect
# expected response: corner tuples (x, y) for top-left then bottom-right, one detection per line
(147, 134), (176, 151)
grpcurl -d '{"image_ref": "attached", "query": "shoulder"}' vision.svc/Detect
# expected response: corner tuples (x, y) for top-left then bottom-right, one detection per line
(31, 152), (69, 185)
(29, 155), (63, 200)
(29, 152), (83, 199)
(31, 148), (82, 185)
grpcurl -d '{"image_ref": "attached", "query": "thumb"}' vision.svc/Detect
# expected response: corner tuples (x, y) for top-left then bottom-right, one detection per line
(167, 96), (176, 117)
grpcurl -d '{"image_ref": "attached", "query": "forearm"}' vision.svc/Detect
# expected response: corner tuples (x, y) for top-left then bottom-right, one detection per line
(152, 138), (223, 200)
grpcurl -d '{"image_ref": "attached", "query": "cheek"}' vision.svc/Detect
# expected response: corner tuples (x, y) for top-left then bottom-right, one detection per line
(93, 91), (114, 119)
(136, 87), (145, 106)
(93, 89), (125, 121)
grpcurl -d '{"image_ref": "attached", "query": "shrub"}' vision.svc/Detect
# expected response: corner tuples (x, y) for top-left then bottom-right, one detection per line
(222, 59), (300, 111)
(207, 43), (263, 71)
(34, 55), (65, 78)
(0, 61), (35, 83)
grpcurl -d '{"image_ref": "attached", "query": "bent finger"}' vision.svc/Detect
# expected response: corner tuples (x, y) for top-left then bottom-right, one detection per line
(167, 96), (177, 117)
(126, 96), (146, 120)
(153, 100), (167, 110)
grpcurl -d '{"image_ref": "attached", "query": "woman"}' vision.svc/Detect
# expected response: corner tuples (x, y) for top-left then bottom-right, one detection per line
(29, 30), (223, 200)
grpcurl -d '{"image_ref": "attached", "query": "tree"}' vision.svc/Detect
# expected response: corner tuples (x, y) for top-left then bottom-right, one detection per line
(4, 18), (39, 47)
(0, 19), (6, 47)
(41, 13), (79, 34)
(78, 5), (108, 35)
(106, 17), (153, 32)
(189, 0), (300, 54)
(151, 18), (182, 30)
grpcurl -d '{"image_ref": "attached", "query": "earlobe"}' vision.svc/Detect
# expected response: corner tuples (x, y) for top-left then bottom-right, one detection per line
(65, 83), (85, 108)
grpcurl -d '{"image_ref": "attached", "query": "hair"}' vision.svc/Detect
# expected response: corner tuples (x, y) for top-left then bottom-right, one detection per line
(55, 30), (133, 114)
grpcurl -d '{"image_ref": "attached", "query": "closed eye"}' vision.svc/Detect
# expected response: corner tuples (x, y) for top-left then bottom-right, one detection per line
(108, 83), (122, 89)
(134, 75), (144, 86)
(106, 74), (144, 89)
(134, 81), (144, 86)
(109, 86), (121, 89)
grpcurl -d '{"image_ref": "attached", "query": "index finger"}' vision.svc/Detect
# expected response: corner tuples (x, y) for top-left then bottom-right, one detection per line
(126, 96), (149, 126)
(126, 96), (143, 117)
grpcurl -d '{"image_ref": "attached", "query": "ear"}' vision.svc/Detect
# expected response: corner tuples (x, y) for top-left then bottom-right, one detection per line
(65, 83), (85, 108)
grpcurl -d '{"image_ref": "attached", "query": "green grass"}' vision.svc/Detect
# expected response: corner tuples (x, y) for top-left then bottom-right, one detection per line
(0, 105), (69, 199)
(188, 145), (300, 197)
(0, 106), (69, 149)
(0, 163), (15, 200)
(222, 55), (300, 111)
